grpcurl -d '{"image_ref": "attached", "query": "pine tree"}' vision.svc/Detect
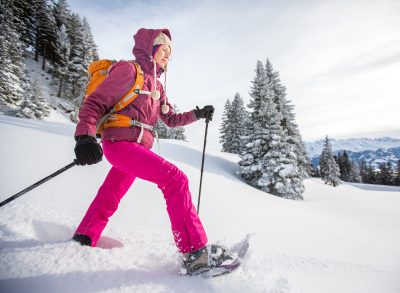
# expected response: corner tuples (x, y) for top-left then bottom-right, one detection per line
(82, 17), (99, 61)
(219, 98), (231, 151)
(53, 24), (71, 97)
(394, 160), (400, 186)
(169, 104), (186, 141)
(229, 93), (248, 154)
(16, 78), (50, 119)
(156, 105), (186, 141)
(359, 159), (369, 183)
(156, 119), (170, 139)
(238, 61), (304, 199)
(220, 93), (248, 154)
(32, 0), (58, 69)
(336, 151), (352, 181)
(265, 59), (310, 180)
(66, 13), (86, 102)
(377, 162), (393, 186)
(0, 0), (25, 112)
(12, 0), (35, 49)
(348, 160), (361, 183)
(1, 0), (98, 121)
(52, 0), (71, 29)
(366, 164), (377, 184)
(238, 61), (271, 187)
(320, 136), (341, 187)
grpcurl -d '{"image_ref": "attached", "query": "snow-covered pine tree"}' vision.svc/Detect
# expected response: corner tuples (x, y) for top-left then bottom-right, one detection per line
(238, 61), (304, 199)
(11, 0), (35, 49)
(53, 24), (71, 97)
(227, 93), (248, 154)
(168, 104), (186, 141)
(348, 161), (361, 183)
(66, 13), (86, 102)
(320, 136), (341, 187)
(52, 0), (71, 29)
(219, 98), (231, 152)
(220, 93), (248, 154)
(156, 119), (170, 139)
(31, 78), (50, 118)
(82, 17), (99, 62)
(265, 59), (310, 180)
(16, 78), (48, 119)
(51, 0), (71, 97)
(238, 61), (266, 185)
(32, 0), (58, 70)
(0, 0), (25, 113)
(156, 104), (187, 140)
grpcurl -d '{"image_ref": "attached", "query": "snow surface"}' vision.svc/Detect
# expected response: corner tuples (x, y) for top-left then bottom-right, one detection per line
(1, 114), (400, 293)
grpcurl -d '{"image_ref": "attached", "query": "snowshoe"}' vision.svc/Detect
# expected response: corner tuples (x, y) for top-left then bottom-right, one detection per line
(181, 244), (239, 277)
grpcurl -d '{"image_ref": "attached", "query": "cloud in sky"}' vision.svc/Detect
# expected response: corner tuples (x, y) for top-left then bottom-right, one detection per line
(68, 0), (400, 149)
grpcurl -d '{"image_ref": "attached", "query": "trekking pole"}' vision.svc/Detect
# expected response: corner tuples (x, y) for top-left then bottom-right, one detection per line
(197, 115), (211, 215)
(0, 160), (78, 208)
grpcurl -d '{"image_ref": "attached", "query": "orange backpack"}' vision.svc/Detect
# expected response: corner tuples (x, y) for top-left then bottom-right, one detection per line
(83, 59), (145, 135)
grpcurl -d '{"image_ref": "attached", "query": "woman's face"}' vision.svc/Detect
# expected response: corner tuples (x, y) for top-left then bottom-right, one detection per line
(153, 44), (171, 69)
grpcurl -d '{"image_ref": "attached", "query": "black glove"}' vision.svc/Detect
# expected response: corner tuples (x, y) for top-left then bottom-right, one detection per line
(194, 105), (215, 121)
(74, 135), (103, 166)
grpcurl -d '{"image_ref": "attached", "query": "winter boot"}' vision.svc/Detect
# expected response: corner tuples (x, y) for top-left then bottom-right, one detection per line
(73, 233), (92, 246)
(182, 244), (235, 275)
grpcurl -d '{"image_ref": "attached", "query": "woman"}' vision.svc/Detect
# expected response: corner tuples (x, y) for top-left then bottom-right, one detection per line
(73, 28), (231, 275)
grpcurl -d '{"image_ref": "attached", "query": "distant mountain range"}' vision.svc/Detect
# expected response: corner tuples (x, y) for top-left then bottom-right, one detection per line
(305, 137), (400, 167)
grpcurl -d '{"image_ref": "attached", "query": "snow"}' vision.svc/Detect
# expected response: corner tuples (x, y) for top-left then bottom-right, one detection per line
(1, 114), (400, 293)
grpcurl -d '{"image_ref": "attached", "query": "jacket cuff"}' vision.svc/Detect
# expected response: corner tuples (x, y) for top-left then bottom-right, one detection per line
(75, 124), (97, 137)
(191, 110), (199, 121)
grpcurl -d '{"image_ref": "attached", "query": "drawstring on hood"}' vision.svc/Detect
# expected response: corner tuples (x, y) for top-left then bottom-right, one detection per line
(133, 28), (171, 115)
(161, 65), (169, 114)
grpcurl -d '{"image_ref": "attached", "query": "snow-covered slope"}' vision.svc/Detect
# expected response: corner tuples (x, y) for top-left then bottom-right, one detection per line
(1, 115), (400, 293)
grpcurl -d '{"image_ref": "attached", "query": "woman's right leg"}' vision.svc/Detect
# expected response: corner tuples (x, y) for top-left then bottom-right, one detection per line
(74, 166), (136, 246)
(102, 140), (208, 253)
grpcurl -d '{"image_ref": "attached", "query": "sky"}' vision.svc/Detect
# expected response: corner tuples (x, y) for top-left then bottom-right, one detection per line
(67, 0), (400, 150)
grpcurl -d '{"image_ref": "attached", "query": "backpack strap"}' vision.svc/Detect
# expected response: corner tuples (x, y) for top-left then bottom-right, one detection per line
(96, 62), (144, 135)
(109, 62), (144, 113)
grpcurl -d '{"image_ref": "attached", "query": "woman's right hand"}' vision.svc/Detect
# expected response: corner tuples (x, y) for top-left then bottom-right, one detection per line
(74, 135), (103, 166)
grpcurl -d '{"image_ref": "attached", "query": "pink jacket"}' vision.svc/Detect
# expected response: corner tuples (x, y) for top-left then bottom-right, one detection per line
(75, 28), (197, 149)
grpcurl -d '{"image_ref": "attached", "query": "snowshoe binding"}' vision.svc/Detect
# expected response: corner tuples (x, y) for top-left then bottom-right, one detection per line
(181, 244), (240, 278)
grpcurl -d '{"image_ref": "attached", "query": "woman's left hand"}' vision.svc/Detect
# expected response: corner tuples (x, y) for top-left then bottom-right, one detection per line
(194, 105), (215, 121)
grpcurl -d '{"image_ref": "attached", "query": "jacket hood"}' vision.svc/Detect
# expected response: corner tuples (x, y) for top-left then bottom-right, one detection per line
(132, 28), (171, 76)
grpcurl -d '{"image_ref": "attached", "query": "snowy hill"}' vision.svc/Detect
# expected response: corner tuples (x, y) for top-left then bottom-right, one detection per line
(1, 114), (400, 293)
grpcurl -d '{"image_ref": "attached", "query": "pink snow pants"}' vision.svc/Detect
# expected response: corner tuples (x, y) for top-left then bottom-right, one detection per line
(75, 140), (208, 253)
